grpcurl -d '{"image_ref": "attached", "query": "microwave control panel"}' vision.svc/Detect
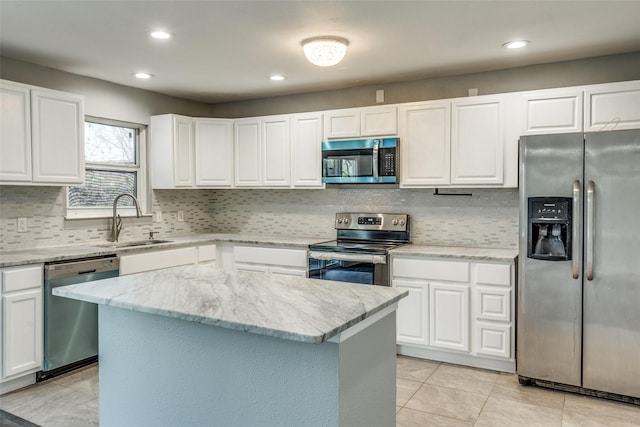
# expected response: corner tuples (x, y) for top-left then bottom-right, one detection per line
(380, 148), (396, 176)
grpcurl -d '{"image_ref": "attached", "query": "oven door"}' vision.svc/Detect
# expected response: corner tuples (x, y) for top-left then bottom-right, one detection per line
(307, 251), (389, 286)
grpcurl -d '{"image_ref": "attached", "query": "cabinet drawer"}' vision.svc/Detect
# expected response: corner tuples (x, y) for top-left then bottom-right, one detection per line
(120, 247), (197, 275)
(393, 257), (469, 282)
(476, 263), (511, 286)
(475, 322), (511, 359)
(234, 246), (307, 268)
(197, 245), (216, 263)
(2, 265), (43, 293)
(475, 287), (511, 322)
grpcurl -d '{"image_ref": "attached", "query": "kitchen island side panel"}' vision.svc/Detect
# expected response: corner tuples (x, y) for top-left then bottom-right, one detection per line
(98, 305), (396, 427)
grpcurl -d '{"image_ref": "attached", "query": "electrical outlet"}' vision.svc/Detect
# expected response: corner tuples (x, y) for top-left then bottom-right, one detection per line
(177, 210), (184, 222)
(154, 211), (162, 223)
(376, 89), (384, 103)
(17, 217), (28, 233)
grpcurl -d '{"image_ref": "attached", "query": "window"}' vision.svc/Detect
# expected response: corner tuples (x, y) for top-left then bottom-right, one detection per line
(67, 117), (147, 219)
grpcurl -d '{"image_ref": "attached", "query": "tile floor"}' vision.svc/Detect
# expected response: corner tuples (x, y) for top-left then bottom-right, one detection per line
(2, 357), (640, 426)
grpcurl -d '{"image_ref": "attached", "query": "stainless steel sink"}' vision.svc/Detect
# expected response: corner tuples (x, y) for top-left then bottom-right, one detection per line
(98, 239), (173, 248)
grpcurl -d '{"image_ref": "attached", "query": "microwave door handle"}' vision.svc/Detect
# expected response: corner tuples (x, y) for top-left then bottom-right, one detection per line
(372, 140), (380, 180)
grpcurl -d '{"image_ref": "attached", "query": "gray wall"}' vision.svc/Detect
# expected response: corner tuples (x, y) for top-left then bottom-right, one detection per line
(210, 51), (640, 117)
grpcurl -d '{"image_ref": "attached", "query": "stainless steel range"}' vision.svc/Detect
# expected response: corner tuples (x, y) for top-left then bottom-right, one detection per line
(308, 213), (410, 286)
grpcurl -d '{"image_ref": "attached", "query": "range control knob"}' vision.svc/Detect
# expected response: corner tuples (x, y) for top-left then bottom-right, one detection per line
(392, 219), (399, 226)
(398, 219), (405, 226)
(343, 217), (350, 224)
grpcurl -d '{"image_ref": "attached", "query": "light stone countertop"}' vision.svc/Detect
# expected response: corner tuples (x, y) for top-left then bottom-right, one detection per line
(0, 233), (330, 268)
(0, 233), (518, 268)
(390, 244), (518, 262)
(53, 264), (407, 344)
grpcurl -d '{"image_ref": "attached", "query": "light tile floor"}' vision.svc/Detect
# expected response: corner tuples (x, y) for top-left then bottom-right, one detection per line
(2, 357), (640, 426)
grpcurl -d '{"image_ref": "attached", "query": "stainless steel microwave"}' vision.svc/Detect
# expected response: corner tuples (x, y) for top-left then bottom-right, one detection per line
(321, 138), (398, 184)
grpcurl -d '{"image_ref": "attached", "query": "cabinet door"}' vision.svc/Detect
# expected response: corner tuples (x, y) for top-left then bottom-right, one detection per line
(31, 89), (84, 184)
(0, 81), (32, 182)
(291, 113), (323, 187)
(172, 116), (195, 187)
(429, 282), (469, 352)
(451, 96), (504, 185)
(234, 119), (261, 186)
(584, 81), (640, 131)
(361, 105), (397, 136)
(522, 90), (583, 135)
(324, 109), (360, 139)
(399, 102), (451, 186)
(262, 116), (290, 187)
(3, 289), (43, 378)
(194, 118), (233, 187)
(394, 279), (428, 346)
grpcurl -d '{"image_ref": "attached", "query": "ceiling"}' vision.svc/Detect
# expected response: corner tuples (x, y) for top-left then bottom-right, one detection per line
(1, 1), (639, 104)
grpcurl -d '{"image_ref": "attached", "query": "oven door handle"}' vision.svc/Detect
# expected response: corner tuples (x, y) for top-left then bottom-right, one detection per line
(308, 251), (387, 264)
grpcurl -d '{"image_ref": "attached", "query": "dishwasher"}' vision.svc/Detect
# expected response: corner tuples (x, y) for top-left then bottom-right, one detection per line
(38, 254), (119, 381)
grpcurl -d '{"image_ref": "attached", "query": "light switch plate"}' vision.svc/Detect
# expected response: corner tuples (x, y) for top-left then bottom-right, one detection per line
(17, 217), (27, 233)
(177, 210), (184, 222)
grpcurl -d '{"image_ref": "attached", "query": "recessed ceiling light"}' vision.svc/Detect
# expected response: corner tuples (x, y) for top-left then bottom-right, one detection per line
(150, 30), (172, 40)
(502, 40), (530, 49)
(269, 75), (286, 81)
(134, 72), (154, 79)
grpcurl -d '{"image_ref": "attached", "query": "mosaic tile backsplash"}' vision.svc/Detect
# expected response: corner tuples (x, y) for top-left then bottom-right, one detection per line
(1, 186), (518, 252)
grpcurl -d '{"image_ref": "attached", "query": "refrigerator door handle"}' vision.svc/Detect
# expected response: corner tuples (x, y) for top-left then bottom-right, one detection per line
(586, 180), (595, 281)
(572, 180), (581, 279)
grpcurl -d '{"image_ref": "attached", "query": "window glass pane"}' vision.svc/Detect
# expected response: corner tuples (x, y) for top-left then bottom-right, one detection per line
(85, 122), (136, 164)
(68, 169), (137, 207)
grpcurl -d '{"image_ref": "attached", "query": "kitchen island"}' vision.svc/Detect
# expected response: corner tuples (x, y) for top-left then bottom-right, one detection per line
(54, 265), (407, 427)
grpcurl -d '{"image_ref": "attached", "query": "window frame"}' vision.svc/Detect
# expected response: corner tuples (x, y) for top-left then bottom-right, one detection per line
(65, 116), (149, 220)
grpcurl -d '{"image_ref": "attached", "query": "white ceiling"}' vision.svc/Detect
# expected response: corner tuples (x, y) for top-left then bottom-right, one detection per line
(1, 1), (639, 104)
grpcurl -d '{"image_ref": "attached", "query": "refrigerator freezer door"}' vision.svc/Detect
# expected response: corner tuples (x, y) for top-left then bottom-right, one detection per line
(583, 129), (640, 398)
(517, 133), (584, 386)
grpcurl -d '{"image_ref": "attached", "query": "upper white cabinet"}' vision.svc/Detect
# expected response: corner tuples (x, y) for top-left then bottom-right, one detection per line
(521, 89), (583, 135)
(584, 80), (640, 131)
(291, 112), (324, 187)
(399, 101), (451, 186)
(0, 79), (84, 185)
(399, 94), (511, 187)
(150, 114), (234, 189)
(194, 118), (234, 187)
(324, 105), (397, 139)
(451, 96), (504, 185)
(234, 115), (291, 187)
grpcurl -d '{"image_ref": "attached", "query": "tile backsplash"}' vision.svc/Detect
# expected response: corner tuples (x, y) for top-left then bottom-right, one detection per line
(0, 186), (519, 252)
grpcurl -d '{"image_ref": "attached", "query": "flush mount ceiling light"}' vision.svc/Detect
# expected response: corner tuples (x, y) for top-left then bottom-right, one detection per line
(269, 75), (286, 81)
(502, 40), (530, 49)
(134, 72), (154, 79)
(302, 36), (349, 67)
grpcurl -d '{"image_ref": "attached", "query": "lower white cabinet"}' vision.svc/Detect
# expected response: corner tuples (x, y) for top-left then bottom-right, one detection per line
(233, 245), (307, 277)
(392, 255), (515, 372)
(0, 264), (43, 389)
(119, 247), (198, 275)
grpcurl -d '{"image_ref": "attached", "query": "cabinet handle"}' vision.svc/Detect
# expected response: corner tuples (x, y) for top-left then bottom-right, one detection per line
(372, 140), (379, 180)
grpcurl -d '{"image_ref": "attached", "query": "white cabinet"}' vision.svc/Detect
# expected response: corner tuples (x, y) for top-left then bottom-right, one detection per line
(584, 80), (640, 131)
(398, 101), (451, 186)
(234, 115), (291, 187)
(451, 96), (504, 185)
(0, 79), (84, 185)
(324, 105), (397, 139)
(1, 265), (43, 383)
(291, 112), (324, 187)
(521, 89), (583, 135)
(151, 115), (234, 189)
(392, 255), (515, 372)
(399, 95), (511, 188)
(0, 81), (32, 182)
(194, 119), (234, 187)
(119, 247), (198, 275)
(233, 245), (307, 277)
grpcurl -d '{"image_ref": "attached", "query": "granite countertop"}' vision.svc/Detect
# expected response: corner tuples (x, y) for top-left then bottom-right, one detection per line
(53, 264), (407, 344)
(390, 244), (518, 262)
(0, 233), (329, 268)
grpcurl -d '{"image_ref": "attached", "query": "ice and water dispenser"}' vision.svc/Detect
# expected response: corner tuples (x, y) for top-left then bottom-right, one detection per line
(527, 197), (572, 261)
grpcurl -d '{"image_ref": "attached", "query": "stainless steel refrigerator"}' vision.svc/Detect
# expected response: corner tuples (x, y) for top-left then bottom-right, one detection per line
(518, 129), (640, 402)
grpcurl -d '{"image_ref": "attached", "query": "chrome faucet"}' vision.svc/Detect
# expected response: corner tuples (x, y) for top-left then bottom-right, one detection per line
(111, 193), (143, 242)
